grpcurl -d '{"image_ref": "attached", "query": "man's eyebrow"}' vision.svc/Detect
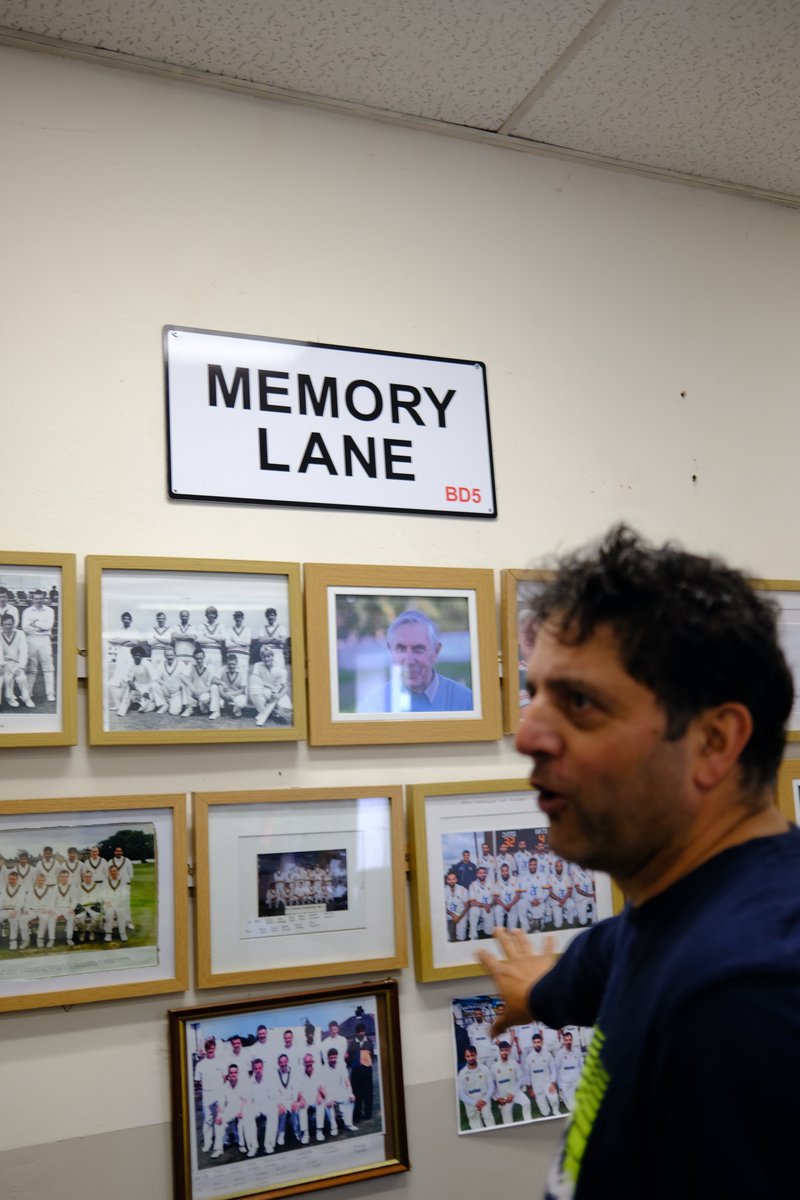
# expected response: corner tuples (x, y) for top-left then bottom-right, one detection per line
(527, 673), (607, 701)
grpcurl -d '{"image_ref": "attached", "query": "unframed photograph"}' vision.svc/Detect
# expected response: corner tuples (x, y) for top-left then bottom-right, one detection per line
(451, 992), (593, 1134)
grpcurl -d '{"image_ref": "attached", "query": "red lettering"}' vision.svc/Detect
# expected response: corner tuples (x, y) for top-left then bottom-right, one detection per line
(445, 485), (483, 503)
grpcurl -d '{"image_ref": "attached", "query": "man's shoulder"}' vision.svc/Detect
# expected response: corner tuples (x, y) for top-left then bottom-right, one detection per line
(434, 673), (474, 710)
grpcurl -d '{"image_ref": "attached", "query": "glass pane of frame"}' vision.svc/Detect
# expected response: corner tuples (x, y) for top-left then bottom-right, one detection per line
(304, 563), (501, 746)
(86, 555), (305, 745)
(168, 979), (409, 1200)
(408, 778), (615, 982)
(0, 551), (77, 747)
(193, 788), (407, 988)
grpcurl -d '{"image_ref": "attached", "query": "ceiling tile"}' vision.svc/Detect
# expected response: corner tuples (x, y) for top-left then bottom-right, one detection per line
(510, 0), (800, 195)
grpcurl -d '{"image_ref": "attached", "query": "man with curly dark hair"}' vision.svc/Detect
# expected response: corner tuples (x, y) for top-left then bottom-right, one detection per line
(479, 525), (800, 1200)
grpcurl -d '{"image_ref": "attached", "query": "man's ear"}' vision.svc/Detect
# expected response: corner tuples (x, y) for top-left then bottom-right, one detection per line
(691, 703), (753, 790)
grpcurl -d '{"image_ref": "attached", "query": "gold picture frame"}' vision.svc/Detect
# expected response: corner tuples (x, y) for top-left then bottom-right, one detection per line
(751, 579), (800, 742)
(86, 555), (306, 745)
(304, 563), (501, 745)
(776, 758), (800, 824)
(499, 568), (554, 735)
(193, 786), (407, 989)
(407, 777), (616, 982)
(0, 550), (77, 747)
(0, 793), (188, 1012)
(168, 978), (409, 1200)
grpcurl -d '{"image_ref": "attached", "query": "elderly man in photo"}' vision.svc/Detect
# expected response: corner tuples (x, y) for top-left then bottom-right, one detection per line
(358, 609), (473, 713)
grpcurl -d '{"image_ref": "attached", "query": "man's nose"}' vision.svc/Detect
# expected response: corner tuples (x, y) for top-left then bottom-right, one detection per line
(515, 696), (563, 758)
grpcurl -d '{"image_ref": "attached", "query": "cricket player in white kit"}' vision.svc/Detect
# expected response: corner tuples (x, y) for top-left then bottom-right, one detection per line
(493, 864), (522, 930)
(214, 1063), (247, 1157)
(553, 1030), (583, 1111)
(194, 1038), (226, 1154)
(28, 870), (56, 947)
(103, 864), (128, 941)
(0, 869), (30, 949)
(491, 1041), (533, 1124)
(52, 867), (77, 946)
(248, 646), (293, 727)
(153, 645), (189, 716)
(320, 1048), (356, 1135)
(518, 857), (552, 933)
(242, 1056), (274, 1156)
(73, 868), (106, 942)
(1, 614), (34, 707)
(457, 1046), (496, 1130)
(444, 871), (470, 941)
(22, 590), (56, 701)
(571, 863), (596, 925)
(211, 653), (249, 718)
(294, 1052), (327, 1143)
(467, 867), (495, 940)
(548, 859), (577, 929)
(524, 1032), (560, 1117)
(183, 647), (220, 719)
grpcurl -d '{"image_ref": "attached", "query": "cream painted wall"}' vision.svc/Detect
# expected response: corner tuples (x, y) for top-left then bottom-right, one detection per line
(1, 44), (799, 1157)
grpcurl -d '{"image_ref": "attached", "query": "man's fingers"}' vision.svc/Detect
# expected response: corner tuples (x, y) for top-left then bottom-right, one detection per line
(475, 946), (502, 978)
(492, 927), (533, 959)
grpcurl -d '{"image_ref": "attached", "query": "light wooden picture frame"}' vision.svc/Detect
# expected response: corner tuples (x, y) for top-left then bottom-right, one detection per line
(193, 787), (407, 989)
(168, 978), (409, 1200)
(0, 793), (188, 1012)
(776, 758), (800, 824)
(499, 568), (554, 735)
(751, 579), (800, 742)
(407, 777), (615, 982)
(304, 563), (501, 746)
(0, 551), (77, 747)
(86, 555), (306, 745)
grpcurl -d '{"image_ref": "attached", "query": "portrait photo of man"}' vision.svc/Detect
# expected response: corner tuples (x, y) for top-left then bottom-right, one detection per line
(335, 593), (475, 717)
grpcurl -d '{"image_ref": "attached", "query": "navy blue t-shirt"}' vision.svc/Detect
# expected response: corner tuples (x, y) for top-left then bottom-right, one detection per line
(531, 827), (800, 1200)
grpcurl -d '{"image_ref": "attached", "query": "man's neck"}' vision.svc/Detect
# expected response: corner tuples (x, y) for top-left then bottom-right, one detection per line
(626, 796), (788, 906)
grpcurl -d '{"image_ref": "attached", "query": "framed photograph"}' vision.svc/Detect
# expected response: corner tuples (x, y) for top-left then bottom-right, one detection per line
(777, 758), (800, 824)
(193, 787), (407, 988)
(407, 777), (615, 982)
(0, 793), (188, 1012)
(451, 991), (592, 1134)
(0, 551), (77, 747)
(304, 563), (501, 746)
(169, 979), (410, 1200)
(751, 579), (800, 741)
(499, 568), (553, 735)
(86, 555), (305, 745)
